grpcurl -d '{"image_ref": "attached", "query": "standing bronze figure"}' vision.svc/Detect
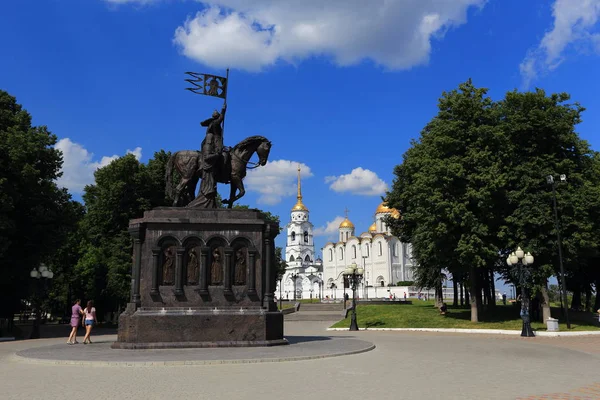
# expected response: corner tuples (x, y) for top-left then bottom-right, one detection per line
(234, 248), (247, 285)
(195, 103), (227, 208)
(210, 248), (223, 285)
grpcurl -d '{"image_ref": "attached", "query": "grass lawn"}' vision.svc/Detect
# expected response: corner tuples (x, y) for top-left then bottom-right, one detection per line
(331, 301), (600, 331)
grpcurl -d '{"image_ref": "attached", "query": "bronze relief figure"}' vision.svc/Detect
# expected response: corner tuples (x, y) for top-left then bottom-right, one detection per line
(187, 248), (199, 285)
(210, 248), (223, 285)
(162, 246), (175, 285)
(234, 248), (247, 285)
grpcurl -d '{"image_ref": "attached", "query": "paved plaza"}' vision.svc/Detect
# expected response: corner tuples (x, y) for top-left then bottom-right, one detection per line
(1, 313), (600, 400)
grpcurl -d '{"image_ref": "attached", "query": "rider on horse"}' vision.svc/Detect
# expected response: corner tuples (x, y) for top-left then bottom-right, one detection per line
(198, 103), (229, 207)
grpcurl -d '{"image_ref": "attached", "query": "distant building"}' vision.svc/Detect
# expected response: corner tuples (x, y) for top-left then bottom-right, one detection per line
(275, 166), (323, 301)
(321, 203), (414, 299)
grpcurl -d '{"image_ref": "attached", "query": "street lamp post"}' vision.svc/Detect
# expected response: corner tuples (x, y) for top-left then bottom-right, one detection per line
(291, 273), (299, 301)
(279, 277), (283, 311)
(343, 262), (364, 331)
(29, 263), (54, 339)
(506, 247), (535, 337)
(547, 174), (571, 329)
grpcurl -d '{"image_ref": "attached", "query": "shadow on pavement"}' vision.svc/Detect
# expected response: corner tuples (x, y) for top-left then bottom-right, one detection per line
(284, 336), (333, 344)
(11, 323), (117, 340)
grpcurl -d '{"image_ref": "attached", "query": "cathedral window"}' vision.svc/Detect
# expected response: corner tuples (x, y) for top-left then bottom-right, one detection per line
(304, 231), (308, 243)
(305, 255), (310, 262)
(329, 249), (333, 261)
(366, 244), (369, 257)
(339, 248), (344, 260)
(291, 231), (295, 242)
(378, 242), (382, 256)
(289, 255), (295, 262)
(352, 245), (356, 259)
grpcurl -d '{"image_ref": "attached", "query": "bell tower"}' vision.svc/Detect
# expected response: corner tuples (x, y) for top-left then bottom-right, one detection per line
(285, 166), (315, 268)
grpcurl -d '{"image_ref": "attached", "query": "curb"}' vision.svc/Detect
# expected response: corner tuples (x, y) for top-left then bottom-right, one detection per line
(326, 327), (600, 337)
(9, 344), (376, 367)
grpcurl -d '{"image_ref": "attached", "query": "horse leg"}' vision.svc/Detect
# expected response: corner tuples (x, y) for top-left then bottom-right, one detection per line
(188, 176), (199, 202)
(174, 178), (189, 206)
(229, 176), (245, 206)
(226, 180), (237, 209)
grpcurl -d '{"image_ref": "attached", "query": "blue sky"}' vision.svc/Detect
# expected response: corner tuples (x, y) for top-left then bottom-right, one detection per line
(1, 0), (599, 259)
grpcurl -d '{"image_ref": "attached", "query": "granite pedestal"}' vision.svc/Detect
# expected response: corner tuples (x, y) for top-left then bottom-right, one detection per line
(113, 207), (284, 349)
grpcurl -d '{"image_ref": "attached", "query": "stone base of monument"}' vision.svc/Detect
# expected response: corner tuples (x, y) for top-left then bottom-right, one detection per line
(112, 306), (285, 349)
(112, 207), (285, 349)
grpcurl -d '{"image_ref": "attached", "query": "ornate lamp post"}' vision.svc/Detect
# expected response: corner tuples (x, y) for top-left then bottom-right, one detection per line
(343, 262), (364, 331)
(29, 263), (54, 339)
(290, 272), (299, 301)
(547, 174), (571, 329)
(278, 276), (283, 311)
(506, 248), (535, 337)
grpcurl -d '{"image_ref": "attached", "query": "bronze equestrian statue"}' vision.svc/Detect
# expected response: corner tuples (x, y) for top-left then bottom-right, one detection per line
(165, 104), (272, 208)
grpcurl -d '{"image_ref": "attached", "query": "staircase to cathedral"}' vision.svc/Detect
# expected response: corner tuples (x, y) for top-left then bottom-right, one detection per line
(283, 302), (345, 322)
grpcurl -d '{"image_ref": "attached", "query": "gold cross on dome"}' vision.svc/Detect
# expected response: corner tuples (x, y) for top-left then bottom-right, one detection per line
(344, 207), (350, 218)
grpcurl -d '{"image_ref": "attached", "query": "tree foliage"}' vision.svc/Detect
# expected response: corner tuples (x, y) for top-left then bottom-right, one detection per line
(75, 151), (172, 317)
(386, 80), (600, 321)
(0, 90), (77, 318)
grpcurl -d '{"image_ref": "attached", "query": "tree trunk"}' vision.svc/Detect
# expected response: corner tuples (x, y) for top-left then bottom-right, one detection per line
(453, 279), (459, 307)
(571, 288), (581, 311)
(464, 283), (469, 307)
(584, 286), (592, 312)
(540, 283), (551, 323)
(435, 283), (443, 307)
(489, 268), (496, 309)
(595, 278), (600, 311)
(482, 269), (490, 306)
(469, 267), (479, 322)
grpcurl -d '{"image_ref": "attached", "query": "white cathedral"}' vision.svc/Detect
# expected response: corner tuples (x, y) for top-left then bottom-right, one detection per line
(276, 166), (414, 301)
(322, 203), (414, 299)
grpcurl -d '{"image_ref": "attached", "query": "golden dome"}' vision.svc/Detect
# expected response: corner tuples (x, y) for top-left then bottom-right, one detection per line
(291, 165), (309, 212)
(368, 222), (377, 232)
(339, 218), (355, 229)
(375, 201), (400, 217)
(292, 201), (308, 211)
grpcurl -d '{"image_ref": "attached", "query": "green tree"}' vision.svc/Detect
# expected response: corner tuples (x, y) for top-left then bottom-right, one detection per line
(386, 79), (503, 322)
(77, 151), (172, 318)
(275, 246), (288, 281)
(0, 90), (75, 319)
(495, 90), (598, 318)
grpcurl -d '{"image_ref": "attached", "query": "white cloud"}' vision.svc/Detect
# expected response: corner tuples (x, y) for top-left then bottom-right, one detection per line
(171, 0), (485, 72)
(325, 167), (388, 196)
(313, 216), (345, 238)
(55, 138), (142, 194)
(520, 0), (600, 87)
(244, 159), (312, 205)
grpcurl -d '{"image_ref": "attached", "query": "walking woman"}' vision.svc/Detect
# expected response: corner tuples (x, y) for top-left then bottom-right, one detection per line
(82, 300), (97, 344)
(67, 299), (83, 344)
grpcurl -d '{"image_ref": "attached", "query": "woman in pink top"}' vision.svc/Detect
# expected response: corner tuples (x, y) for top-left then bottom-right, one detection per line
(82, 300), (97, 344)
(67, 299), (83, 344)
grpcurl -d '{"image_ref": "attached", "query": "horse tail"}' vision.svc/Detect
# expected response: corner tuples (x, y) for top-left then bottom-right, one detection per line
(165, 152), (176, 200)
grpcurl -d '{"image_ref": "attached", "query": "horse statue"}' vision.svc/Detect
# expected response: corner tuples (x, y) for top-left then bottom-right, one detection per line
(165, 135), (272, 208)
